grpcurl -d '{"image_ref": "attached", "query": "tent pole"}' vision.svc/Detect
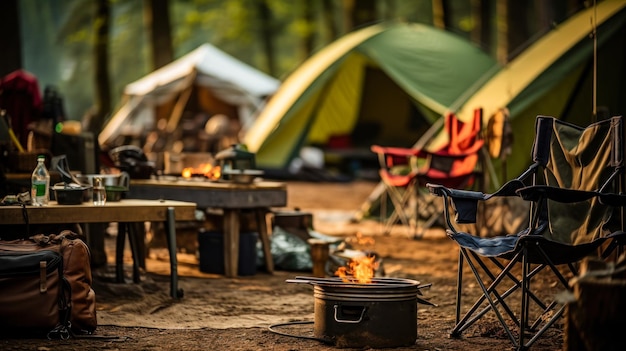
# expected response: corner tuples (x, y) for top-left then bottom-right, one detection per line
(592, 0), (598, 122)
(166, 73), (196, 134)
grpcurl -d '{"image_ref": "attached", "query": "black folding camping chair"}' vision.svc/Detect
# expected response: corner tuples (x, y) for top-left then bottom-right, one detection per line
(426, 115), (626, 350)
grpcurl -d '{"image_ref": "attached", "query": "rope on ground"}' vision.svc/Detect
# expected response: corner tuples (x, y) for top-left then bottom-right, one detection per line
(267, 320), (332, 344)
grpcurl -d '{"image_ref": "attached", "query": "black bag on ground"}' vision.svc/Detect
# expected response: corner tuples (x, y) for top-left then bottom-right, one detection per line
(0, 250), (71, 338)
(0, 230), (97, 335)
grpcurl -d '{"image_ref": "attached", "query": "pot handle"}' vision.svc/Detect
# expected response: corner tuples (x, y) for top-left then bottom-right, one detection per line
(119, 172), (130, 189)
(333, 305), (366, 324)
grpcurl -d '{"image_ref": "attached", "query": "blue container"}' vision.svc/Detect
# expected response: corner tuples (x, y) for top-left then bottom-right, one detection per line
(198, 229), (258, 276)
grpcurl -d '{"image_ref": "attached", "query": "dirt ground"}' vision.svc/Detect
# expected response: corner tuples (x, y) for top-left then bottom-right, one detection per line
(1, 180), (566, 351)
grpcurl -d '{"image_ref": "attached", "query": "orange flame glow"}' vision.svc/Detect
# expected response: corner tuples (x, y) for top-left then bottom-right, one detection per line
(335, 255), (379, 284)
(182, 164), (221, 180)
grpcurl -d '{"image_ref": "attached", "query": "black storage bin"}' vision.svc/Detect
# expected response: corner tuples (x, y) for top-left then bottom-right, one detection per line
(198, 229), (258, 276)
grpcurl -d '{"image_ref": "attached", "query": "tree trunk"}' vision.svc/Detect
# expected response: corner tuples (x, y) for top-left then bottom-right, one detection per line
(505, 0), (528, 61)
(0, 0), (22, 77)
(322, 0), (339, 41)
(470, 0), (491, 52)
(432, 0), (451, 29)
(257, 0), (276, 76)
(302, 0), (315, 57)
(92, 0), (112, 134)
(495, 0), (508, 64)
(348, 0), (378, 30)
(144, 0), (174, 70)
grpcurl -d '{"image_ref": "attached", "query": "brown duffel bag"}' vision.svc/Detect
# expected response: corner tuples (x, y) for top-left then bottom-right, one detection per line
(0, 230), (97, 334)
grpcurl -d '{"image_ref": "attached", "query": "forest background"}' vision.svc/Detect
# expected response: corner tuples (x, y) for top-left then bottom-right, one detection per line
(0, 0), (592, 138)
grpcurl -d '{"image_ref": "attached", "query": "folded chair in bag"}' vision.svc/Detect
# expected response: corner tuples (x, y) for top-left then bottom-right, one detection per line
(426, 115), (625, 350)
(371, 108), (484, 238)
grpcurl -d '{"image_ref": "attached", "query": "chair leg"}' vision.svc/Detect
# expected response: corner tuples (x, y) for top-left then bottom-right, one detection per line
(387, 185), (414, 228)
(379, 182), (418, 238)
(450, 247), (565, 350)
(519, 247), (529, 349)
(414, 193), (443, 239)
(379, 187), (392, 235)
(454, 249), (464, 326)
(453, 241), (574, 351)
(457, 247), (519, 346)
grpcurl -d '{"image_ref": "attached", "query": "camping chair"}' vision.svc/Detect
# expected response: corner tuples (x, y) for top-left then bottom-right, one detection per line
(371, 108), (485, 238)
(426, 115), (626, 350)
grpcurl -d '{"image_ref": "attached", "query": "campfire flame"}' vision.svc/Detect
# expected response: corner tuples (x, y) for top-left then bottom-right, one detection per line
(335, 254), (379, 284)
(182, 163), (221, 180)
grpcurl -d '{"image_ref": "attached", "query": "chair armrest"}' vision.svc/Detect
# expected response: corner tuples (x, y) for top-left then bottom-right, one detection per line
(599, 193), (626, 207)
(427, 178), (527, 225)
(516, 185), (598, 203)
(428, 140), (485, 157)
(427, 183), (485, 224)
(427, 183), (484, 199)
(428, 179), (525, 199)
(371, 145), (422, 157)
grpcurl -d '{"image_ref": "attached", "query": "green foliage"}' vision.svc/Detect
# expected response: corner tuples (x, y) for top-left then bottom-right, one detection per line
(15, 0), (585, 129)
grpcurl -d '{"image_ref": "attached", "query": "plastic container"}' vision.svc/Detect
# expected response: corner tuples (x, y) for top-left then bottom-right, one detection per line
(198, 229), (258, 276)
(52, 182), (91, 205)
(53, 185), (86, 205)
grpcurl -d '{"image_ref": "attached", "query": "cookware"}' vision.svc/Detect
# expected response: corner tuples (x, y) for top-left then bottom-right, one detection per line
(53, 183), (90, 205)
(76, 172), (130, 188)
(105, 185), (127, 202)
(288, 276), (433, 348)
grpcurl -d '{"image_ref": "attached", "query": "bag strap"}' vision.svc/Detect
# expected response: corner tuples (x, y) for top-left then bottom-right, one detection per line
(46, 261), (72, 340)
(30, 230), (81, 246)
(21, 203), (30, 237)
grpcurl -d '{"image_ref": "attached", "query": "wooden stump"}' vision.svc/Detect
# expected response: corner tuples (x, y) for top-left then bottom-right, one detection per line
(564, 258), (626, 351)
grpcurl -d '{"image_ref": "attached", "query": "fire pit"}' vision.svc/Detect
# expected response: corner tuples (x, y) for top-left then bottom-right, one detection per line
(287, 276), (433, 348)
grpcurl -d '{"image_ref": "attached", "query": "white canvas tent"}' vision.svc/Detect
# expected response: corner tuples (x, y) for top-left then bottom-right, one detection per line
(98, 43), (280, 148)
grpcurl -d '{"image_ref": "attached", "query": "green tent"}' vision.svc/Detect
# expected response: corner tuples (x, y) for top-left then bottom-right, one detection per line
(356, 0), (626, 225)
(243, 22), (499, 171)
(454, 0), (626, 184)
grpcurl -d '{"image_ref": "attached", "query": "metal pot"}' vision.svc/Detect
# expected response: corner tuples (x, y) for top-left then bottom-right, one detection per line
(76, 172), (130, 188)
(290, 276), (426, 348)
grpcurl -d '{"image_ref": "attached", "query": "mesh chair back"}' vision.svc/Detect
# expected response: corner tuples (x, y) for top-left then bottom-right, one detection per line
(531, 116), (623, 245)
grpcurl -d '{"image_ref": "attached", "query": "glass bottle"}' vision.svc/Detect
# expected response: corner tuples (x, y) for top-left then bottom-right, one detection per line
(31, 155), (50, 206)
(93, 177), (106, 206)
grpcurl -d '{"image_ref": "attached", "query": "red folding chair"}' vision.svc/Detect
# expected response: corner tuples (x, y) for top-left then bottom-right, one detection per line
(371, 108), (484, 238)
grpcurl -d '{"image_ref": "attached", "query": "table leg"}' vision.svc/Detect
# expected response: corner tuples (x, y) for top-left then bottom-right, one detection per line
(255, 209), (274, 274)
(115, 222), (127, 283)
(223, 209), (240, 278)
(84, 223), (108, 268)
(131, 222), (146, 269)
(127, 223), (141, 283)
(165, 207), (181, 298)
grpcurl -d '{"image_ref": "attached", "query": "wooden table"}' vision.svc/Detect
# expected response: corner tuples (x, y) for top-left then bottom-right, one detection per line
(0, 199), (197, 298)
(128, 179), (287, 277)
